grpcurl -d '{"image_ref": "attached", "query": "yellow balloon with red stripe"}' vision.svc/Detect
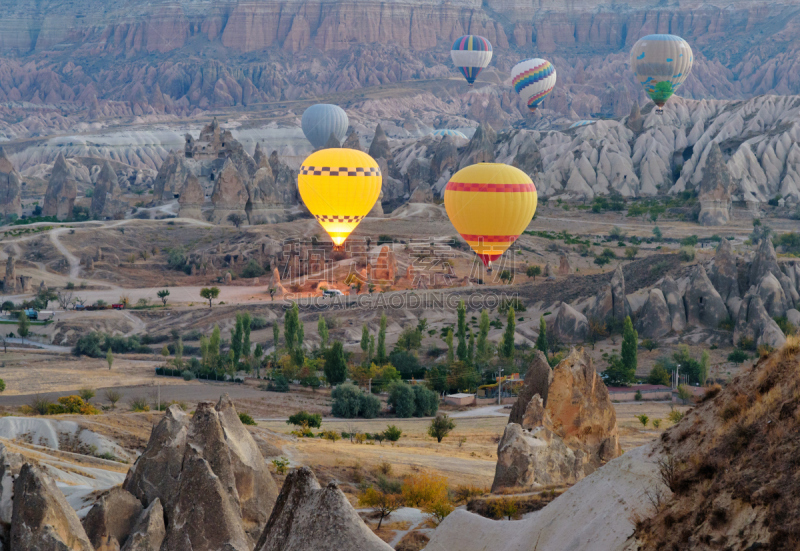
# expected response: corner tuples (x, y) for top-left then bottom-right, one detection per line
(298, 149), (382, 246)
(444, 163), (537, 267)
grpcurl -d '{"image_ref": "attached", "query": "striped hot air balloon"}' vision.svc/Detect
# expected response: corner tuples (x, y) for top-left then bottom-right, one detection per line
(444, 163), (537, 269)
(451, 35), (493, 88)
(298, 149), (382, 247)
(301, 104), (349, 149)
(432, 129), (468, 139)
(511, 58), (557, 112)
(630, 34), (693, 114)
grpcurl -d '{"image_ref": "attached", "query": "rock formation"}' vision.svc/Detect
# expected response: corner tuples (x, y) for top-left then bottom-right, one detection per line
(508, 351), (551, 426)
(697, 143), (733, 226)
(756, 273), (790, 318)
(493, 348), (620, 491)
(342, 130), (362, 151)
(124, 396), (278, 547)
(177, 174), (205, 220)
(635, 289), (671, 339)
(3, 257), (15, 294)
(210, 158), (249, 226)
(371, 246), (397, 283)
(10, 463), (93, 551)
(558, 254), (571, 276)
(625, 102), (643, 133)
(683, 265), (728, 328)
(0, 148), (22, 219)
(367, 124), (392, 163)
(43, 153), (77, 220)
(408, 182), (435, 203)
(0, 443), (23, 548)
(91, 161), (125, 219)
(660, 276), (687, 332)
(549, 302), (589, 343)
(734, 291), (787, 350)
(120, 499), (165, 551)
(269, 267), (288, 297)
(708, 238), (740, 306)
(749, 238), (800, 305)
(458, 123), (495, 169)
(323, 133), (341, 149)
(82, 487), (143, 551)
(590, 265), (629, 325)
(430, 135), (458, 187)
(510, 132), (542, 175)
(254, 467), (392, 551)
(153, 150), (192, 203)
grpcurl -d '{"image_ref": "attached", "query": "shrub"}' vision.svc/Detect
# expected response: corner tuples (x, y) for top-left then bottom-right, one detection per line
(636, 414), (649, 427)
(331, 383), (362, 418)
(652, 419), (662, 429)
(718, 316), (735, 332)
(130, 396), (150, 412)
(727, 349), (749, 364)
(678, 246), (695, 262)
(428, 413), (456, 443)
(238, 412), (257, 426)
(287, 411), (322, 429)
(272, 457), (289, 474)
(78, 388), (95, 403)
(384, 425), (403, 442)
(0, 379), (5, 393)
(641, 339), (659, 351)
(413, 385), (439, 417)
(634, 390), (643, 401)
(240, 259), (266, 278)
(181, 370), (195, 381)
(359, 392), (381, 419)
(737, 337), (756, 351)
(29, 395), (54, 415)
(250, 316), (268, 330)
(668, 409), (685, 424)
(773, 316), (798, 336)
(647, 364), (671, 386)
(321, 430), (341, 442)
(49, 395), (99, 415)
(267, 374), (290, 392)
(388, 382), (416, 418)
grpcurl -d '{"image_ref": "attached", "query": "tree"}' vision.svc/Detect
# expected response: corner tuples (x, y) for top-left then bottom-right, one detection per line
(476, 309), (490, 365)
(526, 265), (542, 281)
(376, 313), (387, 365)
(652, 226), (662, 241)
(360, 324), (370, 364)
(241, 312), (251, 362)
(368, 335), (375, 365)
(499, 270), (512, 284)
(200, 287), (220, 308)
(157, 289), (170, 306)
(56, 290), (73, 310)
(428, 413), (456, 443)
(535, 315), (548, 358)
(445, 328), (454, 364)
(501, 307), (516, 361)
(318, 315), (329, 350)
(104, 388), (122, 408)
(647, 364), (670, 386)
(324, 341), (348, 385)
(359, 487), (403, 529)
(456, 300), (467, 362)
(272, 323), (280, 362)
(227, 213), (245, 228)
(254, 344), (264, 377)
(207, 325), (221, 370)
(624, 246), (638, 261)
(284, 303), (299, 352)
(106, 349), (114, 370)
(699, 350), (710, 386)
(231, 314), (244, 366)
(602, 353), (635, 386)
(396, 326), (422, 352)
(37, 287), (57, 309)
(17, 311), (29, 344)
(467, 328), (475, 366)
(388, 382), (416, 418)
(621, 316), (638, 378)
(287, 411), (323, 428)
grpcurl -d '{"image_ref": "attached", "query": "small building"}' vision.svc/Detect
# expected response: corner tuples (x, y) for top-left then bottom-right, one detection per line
(607, 384), (672, 402)
(445, 393), (475, 406)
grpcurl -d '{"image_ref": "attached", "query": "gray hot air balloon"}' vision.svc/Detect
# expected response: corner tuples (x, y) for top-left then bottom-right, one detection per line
(301, 104), (349, 149)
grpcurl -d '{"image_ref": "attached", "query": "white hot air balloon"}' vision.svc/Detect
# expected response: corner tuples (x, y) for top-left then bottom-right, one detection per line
(511, 58), (556, 112)
(630, 34), (693, 114)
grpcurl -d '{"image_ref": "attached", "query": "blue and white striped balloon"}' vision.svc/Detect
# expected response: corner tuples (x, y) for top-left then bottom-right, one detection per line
(432, 129), (468, 139)
(301, 104), (349, 149)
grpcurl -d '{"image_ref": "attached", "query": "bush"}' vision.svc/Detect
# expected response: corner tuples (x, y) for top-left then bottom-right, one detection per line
(384, 425), (403, 442)
(678, 246), (695, 262)
(29, 395), (53, 415)
(267, 374), (290, 392)
(130, 396), (150, 412)
(360, 393), (382, 419)
(272, 457), (289, 474)
(241, 259), (266, 279)
(0, 379), (5, 393)
(321, 430), (341, 442)
(332, 383), (381, 419)
(413, 385), (439, 417)
(287, 411), (323, 429)
(238, 412), (256, 426)
(181, 370), (195, 381)
(388, 382), (416, 418)
(647, 364), (671, 386)
(250, 316), (268, 330)
(78, 388), (95, 402)
(48, 395), (99, 415)
(668, 409), (685, 424)
(727, 349), (749, 364)
(641, 339), (659, 351)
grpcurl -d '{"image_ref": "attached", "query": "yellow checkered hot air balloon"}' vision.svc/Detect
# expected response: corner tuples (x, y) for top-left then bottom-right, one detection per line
(298, 148), (382, 247)
(444, 163), (537, 269)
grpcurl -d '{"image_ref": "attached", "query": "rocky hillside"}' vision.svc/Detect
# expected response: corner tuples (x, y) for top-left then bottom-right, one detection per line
(2, 1), (800, 138)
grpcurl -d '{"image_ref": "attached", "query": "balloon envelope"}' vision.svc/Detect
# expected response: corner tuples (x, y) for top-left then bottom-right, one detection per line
(444, 163), (537, 267)
(630, 34), (693, 108)
(451, 35), (493, 87)
(301, 104), (349, 149)
(511, 58), (556, 112)
(298, 149), (382, 246)
(432, 129), (468, 139)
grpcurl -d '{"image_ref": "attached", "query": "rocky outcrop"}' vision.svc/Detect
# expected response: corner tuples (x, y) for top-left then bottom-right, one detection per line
(697, 143), (733, 226)
(510, 132), (542, 175)
(82, 487), (143, 551)
(625, 102), (643, 133)
(508, 351), (551, 426)
(371, 246), (397, 283)
(430, 135), (458, 187)
(589, 265), (629, 326)
(493, 348), (620, 491)
(749, 238), (800, 305)
(734, 291), (786, 349)
(3, 257), (16, 294)
(0, 444), (23, 549)
(323, 134), (341, 149)
(458, 123), (495, 170)
(635, 289), (671, 339)
(10, 463), (93, 551)
(177, 174), (205, 220)
(120, 499), (165, 551)
(0, 148), (22, 219)
(557, 254), (571, 276)
(367, 124), (392, 163)
(153, 150), (191, 203)
(268, 151), (299, 207)
(408, 182), (435, 203)
(708, 238), (740, 305)
(91, 161), (125, 219)
(756, 273), (790, 318)
(254, 467), (392, 551)
(660, 276), (687, 332)
(549, 302), (588, 343)
(683, 265), (728, 328)
(211, 158), (249, 226)
(42, 153), (77, 220)
(342, 131), (362, 151)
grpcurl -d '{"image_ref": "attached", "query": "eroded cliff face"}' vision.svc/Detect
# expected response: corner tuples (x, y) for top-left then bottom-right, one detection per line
(0, 0), (799, 120)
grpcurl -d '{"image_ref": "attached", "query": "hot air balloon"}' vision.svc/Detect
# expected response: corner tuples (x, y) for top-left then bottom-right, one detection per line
(511, 58), (556, 112)
(630, 34), (693, 114)
(301, 104), (349, 149)
(298, 149), (382, 247)
(432, 129), (468, 140)
(444, 163), (537, 270)
(451, 35), (493, 88)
